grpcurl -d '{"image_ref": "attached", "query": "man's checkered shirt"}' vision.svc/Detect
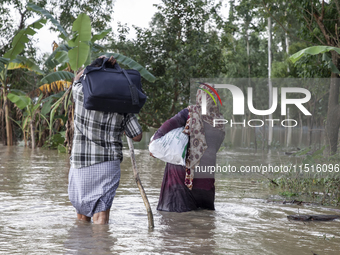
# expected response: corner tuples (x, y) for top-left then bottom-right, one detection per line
(70, 82), (142, 169)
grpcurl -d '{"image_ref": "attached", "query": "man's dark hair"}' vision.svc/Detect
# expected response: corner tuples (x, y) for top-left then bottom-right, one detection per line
(89, 56), (116, 68)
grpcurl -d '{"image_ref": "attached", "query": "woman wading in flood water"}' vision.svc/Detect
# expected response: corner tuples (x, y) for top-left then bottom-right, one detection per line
(151, 84), (225, 212)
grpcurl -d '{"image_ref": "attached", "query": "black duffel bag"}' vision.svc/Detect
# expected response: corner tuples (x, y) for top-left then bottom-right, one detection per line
(80, 57), (147, 113)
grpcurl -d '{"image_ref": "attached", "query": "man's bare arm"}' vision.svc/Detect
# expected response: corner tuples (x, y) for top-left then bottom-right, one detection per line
(132, 133), (142, 142)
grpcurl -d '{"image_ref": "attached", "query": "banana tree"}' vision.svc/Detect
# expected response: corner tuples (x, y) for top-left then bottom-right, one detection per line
(8, 87), (70, 149)
(290, 46), (340, 74)
(0, 57), (10, 145)
(27, 2), (157, 81)
(7, 90), (43, 149)
(11, 4), (156, 151)
(0, 12), (76, 146)
(0, 18), (47, 146)
(40, 91), (66, 140)
(290, 46), (340, 155)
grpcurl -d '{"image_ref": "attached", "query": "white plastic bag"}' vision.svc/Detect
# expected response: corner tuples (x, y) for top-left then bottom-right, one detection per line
(149, 127), (189, 166)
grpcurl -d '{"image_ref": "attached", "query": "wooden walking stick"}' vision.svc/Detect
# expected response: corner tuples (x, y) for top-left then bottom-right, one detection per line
(127, 137), (154, 229)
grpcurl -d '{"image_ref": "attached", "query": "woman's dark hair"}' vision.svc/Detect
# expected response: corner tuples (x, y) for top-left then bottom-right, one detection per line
(89, 56), (116, 68)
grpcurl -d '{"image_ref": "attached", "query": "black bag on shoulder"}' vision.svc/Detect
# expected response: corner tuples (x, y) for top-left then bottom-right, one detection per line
(80, 57), (147, 113)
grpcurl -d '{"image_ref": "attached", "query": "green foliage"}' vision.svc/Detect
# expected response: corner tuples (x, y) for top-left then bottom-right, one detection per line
(0, 0), (114, 53)
(57, 132), (67, 153)
(4, 18), (46, 60)
(7, 89), (31, 110)
(0, 57), (9, 66)
(258, 0), (340, 79)
(91, 29), (112, 43)
(47, 133), (65, 149)
(37, 10), (149, 81)
(112, 0), (227, 128)
(271, 61), (290, 78)
(50, 0), (114, 34)
(26, 2), (68, 40)
(7, 87), (68, 149)
(2, 0), (338, 151)
(1, 1), (156, 149)
(290, 46), (340, 75)
(272, 146), (340, 206)
(0, 17), (46, 91)
(223, 33), (268, 78)
(7, 55), (44, 75)
(290, 46), (340, 63)
(58, 143), (67, 153)
(67, 13), (91, 71)
(322, 52), (340, 74)
(7, 90), (44, 146)
(85, 29), (112, 65)
(40, 71), (74, 85)
(44, 44), (71, 70)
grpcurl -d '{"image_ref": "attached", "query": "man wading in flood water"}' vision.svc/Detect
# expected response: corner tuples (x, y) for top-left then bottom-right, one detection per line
(68, 56), (143, 224)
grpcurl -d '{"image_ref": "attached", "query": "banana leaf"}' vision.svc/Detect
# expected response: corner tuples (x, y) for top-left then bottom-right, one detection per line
(40, 71), (74, 85)
(7, 56), (45, 75)
(68, 13), (92, 71)
(0, 57), (9, 65)
(4, 18), (46, 60)
(322, 53), (340, 74)
(44, 44), (71, 70)
(7, 89), (31, 110)
(0, 57), (9, 73)
(290, 46), (340, 63)
(92, 29), (112, 43)
(27, 2), (68, 40)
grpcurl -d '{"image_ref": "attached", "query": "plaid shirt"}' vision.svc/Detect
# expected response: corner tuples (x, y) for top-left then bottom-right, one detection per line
(70, 81), (142, 169)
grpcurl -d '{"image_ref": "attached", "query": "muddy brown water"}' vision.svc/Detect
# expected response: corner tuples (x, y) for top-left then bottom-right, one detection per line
(0, 128), (339, 254)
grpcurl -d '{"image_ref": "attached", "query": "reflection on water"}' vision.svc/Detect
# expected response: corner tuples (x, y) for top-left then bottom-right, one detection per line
(64, 221), (115, 254)
(0, 128), (339, 255)
(157, 210), (217, 254)
(223, 126), (324, 149)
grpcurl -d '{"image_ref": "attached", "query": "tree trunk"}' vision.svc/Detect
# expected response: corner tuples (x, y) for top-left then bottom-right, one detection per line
(1, 112), (5, 145)
(4, 93), (13, 146)
(324, 51), (340, 155)
(30, 120), (35, 149)
(287, 108), (292, 146)
(268, 17), (273, 147)
(308, 96), (319, 147)
(0, 92), (5, 144)
(285, 31), (289, 72)
(65, 103), (74, 154)
(24, 130), (27, 147)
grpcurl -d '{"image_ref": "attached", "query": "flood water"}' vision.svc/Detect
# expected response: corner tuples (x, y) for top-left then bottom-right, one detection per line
(0, 128), (339, 255)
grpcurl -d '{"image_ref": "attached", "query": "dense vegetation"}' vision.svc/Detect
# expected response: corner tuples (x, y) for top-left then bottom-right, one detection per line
(1, 0), (339, 205)
(0, 0), (339, 152)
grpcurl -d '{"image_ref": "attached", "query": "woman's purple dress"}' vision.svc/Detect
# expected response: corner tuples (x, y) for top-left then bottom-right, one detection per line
(154, 108), (225, 212)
